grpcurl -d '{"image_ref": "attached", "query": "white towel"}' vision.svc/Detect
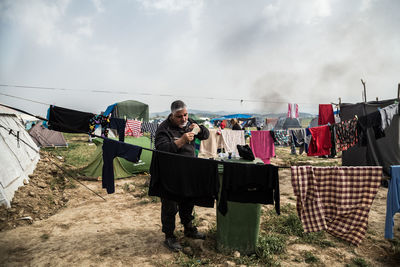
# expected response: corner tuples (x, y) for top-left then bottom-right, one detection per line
(221, 130), (245, 155)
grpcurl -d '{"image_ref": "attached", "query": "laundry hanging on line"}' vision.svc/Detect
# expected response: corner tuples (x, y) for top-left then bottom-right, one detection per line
(102, 138), (142, 194)
(379, 103), (399, 131)
(140, 121), (159, 148)
(287, 103), (299, 119)
(148, 150), (219, 207)
(318, 104), (335, 126)
(218, 162), (280, 216)
(47, 105), (94, 133)
(125, 119), (143, 137)
(249, 130), (275, 164)
(385, 165), (400, 239)
(291, 166), (382, 246)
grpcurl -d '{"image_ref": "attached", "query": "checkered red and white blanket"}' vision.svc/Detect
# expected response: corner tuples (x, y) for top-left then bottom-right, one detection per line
(291, 166), (382, 245)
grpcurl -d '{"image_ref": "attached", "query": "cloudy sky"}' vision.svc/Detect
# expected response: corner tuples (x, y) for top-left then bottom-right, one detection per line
(0, 0), (399, 117)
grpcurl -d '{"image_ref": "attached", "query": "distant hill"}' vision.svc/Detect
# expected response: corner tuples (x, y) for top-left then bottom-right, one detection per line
(150, 110), (316, 119)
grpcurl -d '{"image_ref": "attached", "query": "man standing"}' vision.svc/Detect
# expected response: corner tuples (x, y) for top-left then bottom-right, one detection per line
(155, 100), (210, 252)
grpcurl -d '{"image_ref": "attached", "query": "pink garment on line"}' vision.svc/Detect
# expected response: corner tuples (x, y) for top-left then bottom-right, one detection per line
(288, 103), (299, 119)
(250, 131), (275, 164)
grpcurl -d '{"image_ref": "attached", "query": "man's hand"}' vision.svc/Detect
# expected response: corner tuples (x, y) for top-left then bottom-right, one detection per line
(182, 132), (195, 143)
(189, 123), (201, 134)
(175, 132), (195, 148)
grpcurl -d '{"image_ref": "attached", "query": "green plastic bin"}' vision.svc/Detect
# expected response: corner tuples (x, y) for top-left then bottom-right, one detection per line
(216, 158), (263, 255)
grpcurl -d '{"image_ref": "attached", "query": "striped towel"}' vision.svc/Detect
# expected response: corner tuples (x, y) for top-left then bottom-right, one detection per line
(125, 120), (143, 137)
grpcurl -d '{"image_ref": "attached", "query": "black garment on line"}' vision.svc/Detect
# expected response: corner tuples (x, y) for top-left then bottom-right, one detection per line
(218, 162), (280, 216)
(102, 138), (142, 194)
(109, 118), (126, 142)
(358, 111), (385, 146)
(48, 105), (94, 133)
(149, 150), (219, 208)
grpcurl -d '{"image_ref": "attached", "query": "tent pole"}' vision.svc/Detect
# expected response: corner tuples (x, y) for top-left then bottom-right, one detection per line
(361, 79), (366, 103)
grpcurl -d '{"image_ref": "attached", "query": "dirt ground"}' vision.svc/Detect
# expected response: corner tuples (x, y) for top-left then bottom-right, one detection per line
(1, 150), (400, 266)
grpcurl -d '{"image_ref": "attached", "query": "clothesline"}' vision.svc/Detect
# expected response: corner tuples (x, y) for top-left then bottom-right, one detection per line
(2, 103), (295, 168)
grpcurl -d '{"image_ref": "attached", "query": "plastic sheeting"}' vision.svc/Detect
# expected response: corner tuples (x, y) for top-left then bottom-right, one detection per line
(0, 114), (40, 208)
(340, 99), (400, 175)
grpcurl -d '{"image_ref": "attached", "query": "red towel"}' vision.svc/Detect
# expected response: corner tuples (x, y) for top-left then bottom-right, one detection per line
(318, 104), (334, 125)
(307, 125), (331, 156)
(250, 131), (275, 164)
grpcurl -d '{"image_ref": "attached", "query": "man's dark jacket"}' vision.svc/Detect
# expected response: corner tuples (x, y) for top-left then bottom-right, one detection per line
(154, 115), (209, 156)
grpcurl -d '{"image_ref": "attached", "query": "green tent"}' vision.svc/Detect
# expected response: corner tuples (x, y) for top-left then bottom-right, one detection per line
(80, 136), (152, 178)
(112, 100), (149, 122)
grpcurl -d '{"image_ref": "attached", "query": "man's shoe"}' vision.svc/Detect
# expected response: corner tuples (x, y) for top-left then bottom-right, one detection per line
(164, 237), (182, 252)
(184, 226), (206, 240)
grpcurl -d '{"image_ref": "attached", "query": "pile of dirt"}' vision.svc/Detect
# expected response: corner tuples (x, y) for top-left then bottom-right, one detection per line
(0, 151), (74, 231)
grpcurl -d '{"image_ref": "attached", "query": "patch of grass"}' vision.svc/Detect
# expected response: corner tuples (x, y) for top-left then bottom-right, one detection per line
(302, 251), (319, 264)
(300, 232), (336, 248)
(345, 257), (372, 267)
(234, 254), (260, 266)
(387, 239), (400, 262)
(174, 252), (210, 267)
(262, 204), (336, 248)
(43, 134), (96, 168)
(256, 234), (286, 266)
(262, 204), (303, 236)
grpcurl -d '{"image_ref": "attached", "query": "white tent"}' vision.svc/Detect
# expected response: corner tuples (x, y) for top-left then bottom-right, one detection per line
(0, 113), (40, 208)
(0, 105), (39, 125)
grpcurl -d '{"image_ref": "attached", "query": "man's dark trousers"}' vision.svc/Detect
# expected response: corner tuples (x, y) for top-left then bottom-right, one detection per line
(161, 198), (194, 237)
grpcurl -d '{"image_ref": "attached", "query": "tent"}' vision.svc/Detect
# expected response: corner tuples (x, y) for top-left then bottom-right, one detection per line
(29, 121), (68, 148)
(0, 104), (40, 130)
(210, 114), (252, 122)
(80, 136), (153, 178)
(340, 99), (399, 175)
(104, 100), (149, 122)
(0, 113), (40, 208)
(274, 117), (302, 130)
(308, 117), (319, 128)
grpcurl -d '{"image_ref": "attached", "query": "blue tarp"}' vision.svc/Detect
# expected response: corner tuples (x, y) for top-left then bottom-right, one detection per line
(103, 103), (117, 116)
(210, 114), (252, 122)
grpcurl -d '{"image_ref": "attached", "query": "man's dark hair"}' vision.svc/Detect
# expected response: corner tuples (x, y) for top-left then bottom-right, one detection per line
(170, 100), (187, 114)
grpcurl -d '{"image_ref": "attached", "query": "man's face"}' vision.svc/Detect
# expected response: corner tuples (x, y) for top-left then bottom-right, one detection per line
(171, 108), (188, 128)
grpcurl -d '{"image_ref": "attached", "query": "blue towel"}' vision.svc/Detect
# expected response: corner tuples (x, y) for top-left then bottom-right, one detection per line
(385, 165), (400, 239)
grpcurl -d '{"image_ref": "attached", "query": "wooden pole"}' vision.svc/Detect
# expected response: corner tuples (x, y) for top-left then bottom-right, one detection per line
(361, 79), (366, 102)
(398, 83), (400, 99)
